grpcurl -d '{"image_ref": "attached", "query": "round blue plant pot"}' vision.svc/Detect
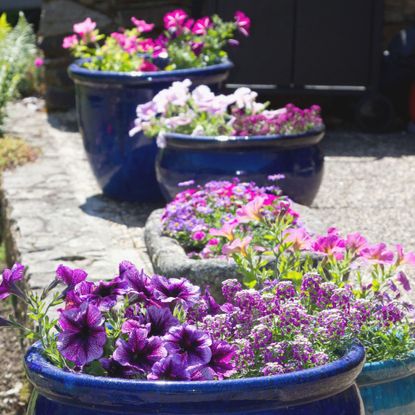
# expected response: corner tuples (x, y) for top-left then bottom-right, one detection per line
(68, 60), (233, 202)
(25, 342), (365, 415)
(357, 351), (415, 414)
(156, 127), (325, 206)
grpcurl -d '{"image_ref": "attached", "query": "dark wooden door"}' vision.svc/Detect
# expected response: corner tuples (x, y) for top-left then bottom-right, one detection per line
(294, 0), (376, 86)
(208, 0), (295, 87)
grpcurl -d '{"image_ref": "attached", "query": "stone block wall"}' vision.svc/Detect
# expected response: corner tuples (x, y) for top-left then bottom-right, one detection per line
(38, 0), (192, 111)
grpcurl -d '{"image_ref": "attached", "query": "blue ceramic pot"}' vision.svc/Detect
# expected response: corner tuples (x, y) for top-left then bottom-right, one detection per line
(25, 342), (365, 415)
(156, 127), (325, 206)
(68, 60), (233, 202)
(358, 352), (415, 414)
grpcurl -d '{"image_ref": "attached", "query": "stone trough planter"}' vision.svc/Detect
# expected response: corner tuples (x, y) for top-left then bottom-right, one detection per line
(145, 205), (326, 296)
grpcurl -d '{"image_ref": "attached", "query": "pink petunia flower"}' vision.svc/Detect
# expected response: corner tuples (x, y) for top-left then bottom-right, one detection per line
(396, 244), (415, 266)
(62, 34), (78, 49)
(73, 17), (96, 40)
(283, 227), (312, 250)
(236, 196), (265, 223)
(131, 17), (154, 33)
(210, 221), (238, 241)
(222, 236), (252, 256)
(192, 17), (211, 35)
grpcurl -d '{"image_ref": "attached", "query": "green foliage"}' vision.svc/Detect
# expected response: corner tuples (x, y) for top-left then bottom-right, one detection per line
(0, 135), (40, 172)
(0, 13), (37, 130)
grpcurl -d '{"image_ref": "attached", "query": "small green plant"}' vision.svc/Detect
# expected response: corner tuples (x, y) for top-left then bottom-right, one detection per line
(0, 12), (37, 130)
(0, 135), (39, 172)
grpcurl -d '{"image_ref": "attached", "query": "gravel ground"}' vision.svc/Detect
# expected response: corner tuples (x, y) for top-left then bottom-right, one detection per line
(313, 130), (415, 251)
(0, 294), (26, 415)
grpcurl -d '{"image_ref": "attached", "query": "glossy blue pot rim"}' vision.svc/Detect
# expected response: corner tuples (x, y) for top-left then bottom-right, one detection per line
(162, 126), (325, 150)
(358, 350), (415, 387)
(68, 58), (234, 85)
(25, 342), (365, 406)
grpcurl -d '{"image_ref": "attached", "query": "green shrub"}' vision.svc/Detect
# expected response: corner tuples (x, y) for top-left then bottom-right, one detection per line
(0, 12), (37, 130)
(0, 135), (39, 172)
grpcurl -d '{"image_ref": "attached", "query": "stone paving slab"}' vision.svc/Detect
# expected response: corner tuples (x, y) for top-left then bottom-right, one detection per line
(1, 100), (157, 289)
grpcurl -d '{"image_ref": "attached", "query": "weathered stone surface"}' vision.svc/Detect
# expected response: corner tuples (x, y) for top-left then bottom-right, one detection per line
(144, 206), (327, 296)
(1, 99), (154, 290)
(39, 0), (112, 37)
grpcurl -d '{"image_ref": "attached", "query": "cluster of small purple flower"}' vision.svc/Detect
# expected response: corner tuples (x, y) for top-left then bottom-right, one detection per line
(231, 104), (323, 136)
(130, 79), (323, 140)
(161, 177), (299, 258)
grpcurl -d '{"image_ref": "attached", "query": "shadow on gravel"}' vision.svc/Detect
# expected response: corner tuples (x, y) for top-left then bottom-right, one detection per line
(79, 194), (163, 228)
(322, 131), (415, 158)
(47, 111), (79, 133)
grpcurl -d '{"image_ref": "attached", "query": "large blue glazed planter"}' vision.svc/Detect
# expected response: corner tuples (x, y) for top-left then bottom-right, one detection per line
(357, 352), (415, 414)
(68, 59), (233, 202)
(155, 127), (325, 206)
(25, 342), (365, 414)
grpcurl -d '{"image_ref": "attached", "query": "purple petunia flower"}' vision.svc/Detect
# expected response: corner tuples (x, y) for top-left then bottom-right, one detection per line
(122, 306), (179, 337)
(152, 275), (200, 309)
(148, 355), (191, 380)
(113, 328), (167, 374)
(123, 266), (156, 304)
(57, 303), (107, 367)
(56, 265), (87, 288)
(142, 306), (179, 336)
(164, 324), (212, 366)
(196, 340), (236, 380)
(85, 278), (128, 311)
(0, 263), (25, 300)
(100, 357), (135, 378)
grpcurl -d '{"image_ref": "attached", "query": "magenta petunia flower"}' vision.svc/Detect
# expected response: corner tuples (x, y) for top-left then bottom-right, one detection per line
(234, 11), (251, 36)
(131, 17), (154, 33)
(34, 57), (44, 68)
(345, 232), (368, 254)
(163, 9), (188, 31)
(148, 355), (191, 380)
(57, 303), (107, 367)
(113, 328), (167, 374)
(361, 243), (394, 265)
(152, 275), (200, 309)
(396, 244), (415, 266)
(139, 60), (158, 72)
(0, 263), (24, 300)
(164, 324), (212, 366)
(56, 265), (87, 288)
(311, 232), (346, 260)
(192, 17), (211, 35)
